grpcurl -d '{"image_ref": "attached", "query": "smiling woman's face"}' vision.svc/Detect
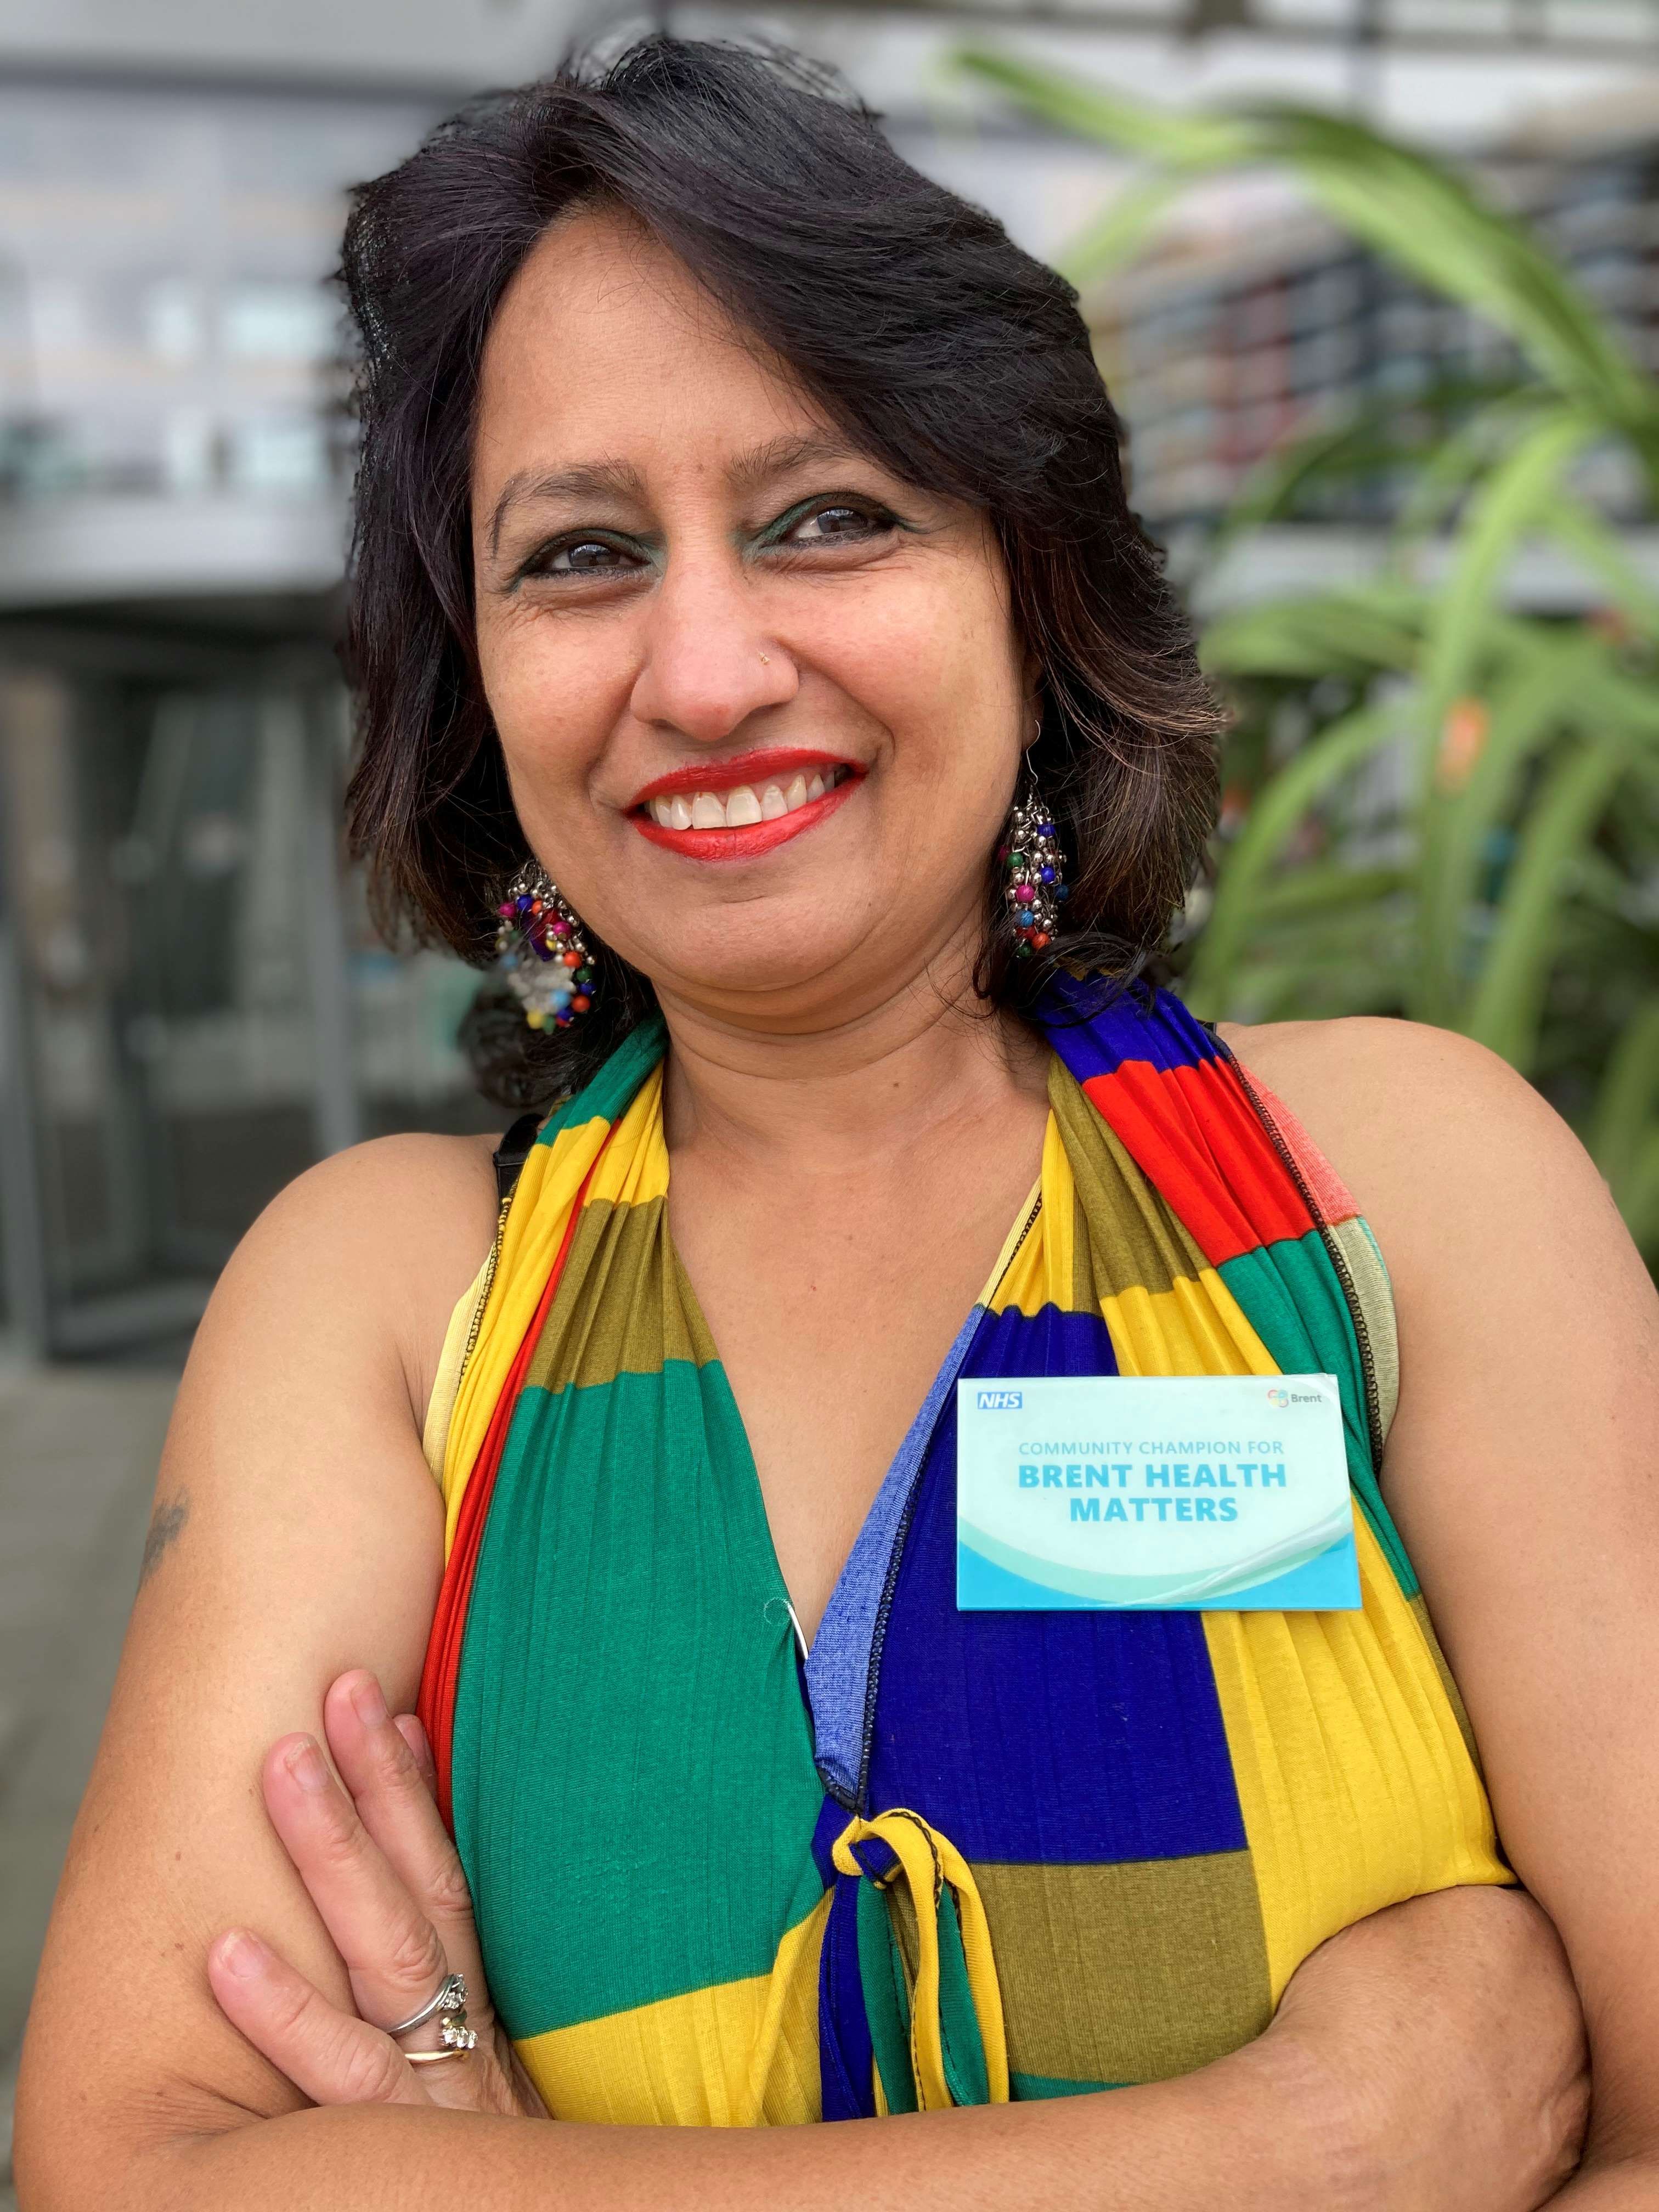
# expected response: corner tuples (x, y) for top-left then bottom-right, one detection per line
(471, 202), (1034, 1030)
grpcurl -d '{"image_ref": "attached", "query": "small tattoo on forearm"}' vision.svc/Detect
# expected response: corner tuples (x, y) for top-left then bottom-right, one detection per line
(139, 1492), (190, 1589)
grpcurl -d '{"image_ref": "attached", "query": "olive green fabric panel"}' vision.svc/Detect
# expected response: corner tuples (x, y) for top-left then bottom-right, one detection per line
(1049, 1060), (1212, 1303)
(1328, 1215), (1400, 1446)
(521, 1196), (717, 1395)
(974, 1854), (1272, 2086)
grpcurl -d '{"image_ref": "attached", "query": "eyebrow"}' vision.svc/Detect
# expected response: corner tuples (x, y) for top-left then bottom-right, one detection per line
(485, 430), (869, 561)
(487, 459), (642, 562)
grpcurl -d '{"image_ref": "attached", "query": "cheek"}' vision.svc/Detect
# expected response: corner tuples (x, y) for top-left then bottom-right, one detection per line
(476, 606), (627, 804)
(821, 565), (1023, 788)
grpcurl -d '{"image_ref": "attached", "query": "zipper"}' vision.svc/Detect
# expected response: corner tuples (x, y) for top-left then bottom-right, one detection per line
(1203, 1023), (1387, 1480)
(458, 1183), (515, 1380)
(851, 1187), (1045, 1813)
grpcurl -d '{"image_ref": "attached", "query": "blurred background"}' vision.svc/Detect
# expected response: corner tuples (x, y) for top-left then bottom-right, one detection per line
(3, 0), (1659, 2196)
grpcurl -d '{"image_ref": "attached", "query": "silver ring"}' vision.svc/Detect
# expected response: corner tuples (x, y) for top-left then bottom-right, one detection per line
(385, 1970), (467, 2042)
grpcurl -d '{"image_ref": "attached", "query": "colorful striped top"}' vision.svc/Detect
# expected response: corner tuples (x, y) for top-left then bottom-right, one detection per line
(417, 979), (1507, 2124)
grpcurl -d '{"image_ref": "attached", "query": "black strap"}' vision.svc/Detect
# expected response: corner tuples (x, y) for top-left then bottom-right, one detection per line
(493, 1111), (544, 1206)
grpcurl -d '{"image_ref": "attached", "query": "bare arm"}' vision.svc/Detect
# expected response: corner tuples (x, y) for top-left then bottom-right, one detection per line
(15, 1105), (1582, 2212)
(1229, 1015), (1659, 2206)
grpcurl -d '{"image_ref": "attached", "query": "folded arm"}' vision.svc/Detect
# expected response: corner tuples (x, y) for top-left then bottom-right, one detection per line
(1235, 1015), (1659, 2207)
(14, 1102), (1588, 2212)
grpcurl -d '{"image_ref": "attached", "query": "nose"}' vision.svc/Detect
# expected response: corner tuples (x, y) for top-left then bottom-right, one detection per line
(628, 545), (799, 744)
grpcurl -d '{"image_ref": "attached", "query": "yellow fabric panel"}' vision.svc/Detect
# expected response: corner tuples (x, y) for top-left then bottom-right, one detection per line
(585, 1063), (669, 1209)
(1203, 1510), (1510, 2004)
(422, 1251), (490, 1481)
(438, 1070), (667, 1556)
(1102, 1271), (1278, 1380)
(514, 1893), (827, 2126)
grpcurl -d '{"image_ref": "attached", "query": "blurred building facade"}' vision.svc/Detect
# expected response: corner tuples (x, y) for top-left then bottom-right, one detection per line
(3, 0), (1659, 1358)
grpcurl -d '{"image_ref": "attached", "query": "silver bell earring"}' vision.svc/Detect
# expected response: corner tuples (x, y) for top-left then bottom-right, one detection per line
(998, 744), (1069, 960)
(495, 861), (596, 1031)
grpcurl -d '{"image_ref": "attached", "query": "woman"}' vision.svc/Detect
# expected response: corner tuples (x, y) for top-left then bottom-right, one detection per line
(18, 34), (1654, 2209)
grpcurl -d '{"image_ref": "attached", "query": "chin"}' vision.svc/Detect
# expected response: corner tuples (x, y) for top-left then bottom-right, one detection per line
(643, 904), (885, 1009)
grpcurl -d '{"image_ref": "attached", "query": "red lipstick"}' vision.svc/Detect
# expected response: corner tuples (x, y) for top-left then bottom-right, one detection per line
(628, 747), (859, 809)
(628, 747), (865, 863)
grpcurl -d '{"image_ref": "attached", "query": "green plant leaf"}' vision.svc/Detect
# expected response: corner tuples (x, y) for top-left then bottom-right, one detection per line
(1186, 702), (1399, 1017)
(1464, 730), (1637, 1071)
(1417, 406), (1598, 726)
(1588, 997), (1659, 1214)
(1201, 591), (1424, 681)
(1412, 628), (1594, 1026)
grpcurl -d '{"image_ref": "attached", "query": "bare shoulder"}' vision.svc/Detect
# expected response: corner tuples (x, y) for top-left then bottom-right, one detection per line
(214, 1125), (503, 1429)
(1214, 1014), (1619, 1288)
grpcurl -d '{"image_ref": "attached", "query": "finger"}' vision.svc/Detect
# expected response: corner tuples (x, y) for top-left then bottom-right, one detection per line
(261, 1730), (456, 2042)
(394, 1710), (438, 1796)
(321, 1673), (487, 2000)
(208, 1928), (425, 2109)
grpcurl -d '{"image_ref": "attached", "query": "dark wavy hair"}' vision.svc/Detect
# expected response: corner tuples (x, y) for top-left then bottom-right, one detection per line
(340, 32), (1223, 1109)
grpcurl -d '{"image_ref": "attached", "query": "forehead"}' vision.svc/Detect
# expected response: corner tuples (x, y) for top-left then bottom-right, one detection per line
(472, 205), (826, 490)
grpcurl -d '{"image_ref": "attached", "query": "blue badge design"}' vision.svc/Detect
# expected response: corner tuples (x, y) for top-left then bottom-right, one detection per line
(956, 1373), (1361, 1611)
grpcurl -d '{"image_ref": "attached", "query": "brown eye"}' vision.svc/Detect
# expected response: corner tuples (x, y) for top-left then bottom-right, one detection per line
(552, 539), (630, 572)
(789, 504), (887, 543)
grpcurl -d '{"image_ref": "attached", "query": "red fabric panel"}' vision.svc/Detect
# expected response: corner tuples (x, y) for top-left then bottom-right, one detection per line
(1238, 1070), (1359, 1227)
(1081, 1056), (1313, 1266)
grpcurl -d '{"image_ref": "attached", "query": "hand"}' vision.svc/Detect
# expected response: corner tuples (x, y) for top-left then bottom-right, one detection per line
(1266, 1884), (1588, 2212)
(208, 1668), (546, 2119)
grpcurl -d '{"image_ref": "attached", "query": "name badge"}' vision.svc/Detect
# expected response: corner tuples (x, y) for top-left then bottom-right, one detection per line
(956, 1374), (1361, 1612)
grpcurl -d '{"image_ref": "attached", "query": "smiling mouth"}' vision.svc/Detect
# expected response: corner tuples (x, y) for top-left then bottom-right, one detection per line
(628, 752), (862, 861)
(639, 763), (855, 831)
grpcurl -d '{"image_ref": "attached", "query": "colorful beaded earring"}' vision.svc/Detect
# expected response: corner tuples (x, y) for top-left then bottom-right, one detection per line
(495, 861), (596, 1030)
(1000, 783), (1069, 959)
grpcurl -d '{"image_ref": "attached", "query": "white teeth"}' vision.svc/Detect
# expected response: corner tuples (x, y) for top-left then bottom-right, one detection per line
(647, 768), (853, 831)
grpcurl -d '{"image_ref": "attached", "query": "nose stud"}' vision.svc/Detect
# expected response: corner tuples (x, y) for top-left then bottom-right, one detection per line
(759, 651), (772, 665)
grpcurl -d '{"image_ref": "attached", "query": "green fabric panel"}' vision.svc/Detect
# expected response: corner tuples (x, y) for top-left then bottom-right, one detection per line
(1217, 1235), (1419, 1598)
(533, 1013), (667, 1147)
(452, 1361), (826, 2039)
(856, 1879), (917, 2116)
(934, 1888), (990, 2108)
(1011, 2071), (1121, 2099)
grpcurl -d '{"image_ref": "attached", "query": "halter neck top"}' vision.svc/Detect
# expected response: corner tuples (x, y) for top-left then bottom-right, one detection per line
(419, 982), (1506, 2124)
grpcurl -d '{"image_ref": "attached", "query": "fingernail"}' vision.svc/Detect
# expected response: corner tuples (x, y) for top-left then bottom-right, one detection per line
(349, 1673), (388, 1728)
(217, 1929), (269, 1980)
(397, 1712), (433, 1770)
(286, 1736), (330, 1793)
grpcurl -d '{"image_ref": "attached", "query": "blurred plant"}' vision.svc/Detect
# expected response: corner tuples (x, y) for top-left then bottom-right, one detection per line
(958, 51), (1659, 1261)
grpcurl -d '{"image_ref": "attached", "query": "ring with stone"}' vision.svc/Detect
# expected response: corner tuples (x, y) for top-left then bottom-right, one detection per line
(385, 1969), (473, 2050)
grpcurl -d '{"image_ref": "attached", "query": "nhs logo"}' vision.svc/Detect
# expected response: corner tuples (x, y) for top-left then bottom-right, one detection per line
(976, 1389), (1023, 1411)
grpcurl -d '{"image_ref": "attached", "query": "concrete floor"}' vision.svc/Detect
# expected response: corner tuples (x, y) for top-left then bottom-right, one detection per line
(0, 1359), (179, 2210)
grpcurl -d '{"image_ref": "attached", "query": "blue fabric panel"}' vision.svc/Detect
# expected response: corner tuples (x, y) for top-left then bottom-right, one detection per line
(1040, 973), (1221, 1084)
(807, 1305), (986, 1801)
(862, 1302), (1250, 1864)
